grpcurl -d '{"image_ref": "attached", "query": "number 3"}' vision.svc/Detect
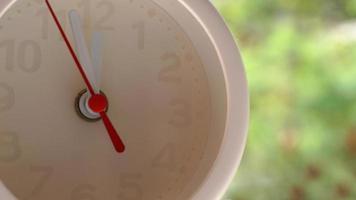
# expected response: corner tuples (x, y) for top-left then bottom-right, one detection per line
(159, 53), (182, 83)
(169, 99), (192, 128)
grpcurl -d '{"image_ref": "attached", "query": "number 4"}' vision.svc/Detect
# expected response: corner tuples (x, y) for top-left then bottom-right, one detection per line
(152, 143), (177, 171)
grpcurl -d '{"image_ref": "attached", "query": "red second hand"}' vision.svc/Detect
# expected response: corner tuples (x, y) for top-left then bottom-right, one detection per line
(45, 0), (125, 153)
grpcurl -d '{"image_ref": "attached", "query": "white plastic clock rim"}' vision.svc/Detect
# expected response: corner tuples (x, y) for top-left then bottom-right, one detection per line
(175, 1), (249, 200)
(0, 0), (14, 17)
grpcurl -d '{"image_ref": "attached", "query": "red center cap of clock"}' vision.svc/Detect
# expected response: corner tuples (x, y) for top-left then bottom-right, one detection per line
(88, 94), (108, 113)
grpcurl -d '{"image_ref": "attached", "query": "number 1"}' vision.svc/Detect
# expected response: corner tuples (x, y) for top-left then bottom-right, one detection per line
(133, 21), (145, 50)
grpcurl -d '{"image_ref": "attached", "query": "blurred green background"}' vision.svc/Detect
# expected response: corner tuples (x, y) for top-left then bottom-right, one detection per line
(212, 0), (356, 199)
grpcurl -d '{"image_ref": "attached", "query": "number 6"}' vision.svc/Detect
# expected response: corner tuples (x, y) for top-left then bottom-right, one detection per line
(0, 131), (21, 162)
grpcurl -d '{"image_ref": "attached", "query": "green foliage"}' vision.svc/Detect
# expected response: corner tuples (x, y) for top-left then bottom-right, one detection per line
(214, 0), (356, 199)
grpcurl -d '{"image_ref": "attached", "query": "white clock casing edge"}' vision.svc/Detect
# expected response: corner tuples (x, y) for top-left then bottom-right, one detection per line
(170, 0), (250, 199)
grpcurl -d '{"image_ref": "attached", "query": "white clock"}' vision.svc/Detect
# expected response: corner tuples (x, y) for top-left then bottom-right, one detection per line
(0, 0), (249, 199)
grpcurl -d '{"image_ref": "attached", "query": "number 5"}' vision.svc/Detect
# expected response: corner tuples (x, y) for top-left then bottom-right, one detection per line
(117, 173), (143, 200)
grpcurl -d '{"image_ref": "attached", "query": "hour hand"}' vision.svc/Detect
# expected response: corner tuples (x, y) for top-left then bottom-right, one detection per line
(68, 10), (100, 94)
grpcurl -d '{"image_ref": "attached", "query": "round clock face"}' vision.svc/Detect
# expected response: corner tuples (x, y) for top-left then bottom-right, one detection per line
(0, 0), (228, 199)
